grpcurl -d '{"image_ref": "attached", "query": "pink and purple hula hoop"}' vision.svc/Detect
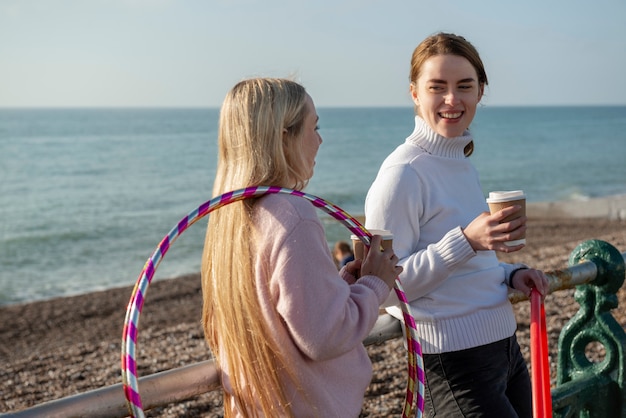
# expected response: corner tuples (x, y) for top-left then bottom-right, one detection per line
(121, 186), (424, 417)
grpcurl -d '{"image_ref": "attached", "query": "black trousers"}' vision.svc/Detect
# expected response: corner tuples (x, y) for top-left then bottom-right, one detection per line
(422, 334), (532, 418)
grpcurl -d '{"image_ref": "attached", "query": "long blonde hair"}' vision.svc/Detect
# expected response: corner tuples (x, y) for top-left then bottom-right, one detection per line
(201, 78), (310, 417)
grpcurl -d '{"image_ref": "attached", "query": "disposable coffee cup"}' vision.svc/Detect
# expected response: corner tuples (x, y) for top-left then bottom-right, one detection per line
(350, 230), (394, 277)
(486, 190), (526, 246)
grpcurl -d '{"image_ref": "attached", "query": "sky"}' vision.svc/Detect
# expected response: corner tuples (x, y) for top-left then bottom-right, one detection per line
(1, 0), (625, 108)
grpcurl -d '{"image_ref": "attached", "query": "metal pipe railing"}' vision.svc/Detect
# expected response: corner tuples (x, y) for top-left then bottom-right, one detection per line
(5, 250), (625, 418)
(3, 360), (219, 418)
(508, 257), (599, 304)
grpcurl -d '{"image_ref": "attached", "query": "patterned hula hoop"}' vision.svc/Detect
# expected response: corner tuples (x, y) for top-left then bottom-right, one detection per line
(121, 186), (425, 417)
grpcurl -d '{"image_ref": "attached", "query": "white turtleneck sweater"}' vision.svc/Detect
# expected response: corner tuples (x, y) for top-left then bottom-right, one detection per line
(365, 116), (524, 354)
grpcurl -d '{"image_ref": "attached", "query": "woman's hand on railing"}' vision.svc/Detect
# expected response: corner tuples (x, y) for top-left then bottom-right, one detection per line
(511, 268), (550, 299)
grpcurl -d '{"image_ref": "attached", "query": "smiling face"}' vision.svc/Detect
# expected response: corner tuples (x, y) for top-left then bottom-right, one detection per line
(410, 54), (484, 138)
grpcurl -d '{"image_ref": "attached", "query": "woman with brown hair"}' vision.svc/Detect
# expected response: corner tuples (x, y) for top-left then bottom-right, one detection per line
(365, 33), (549, 417)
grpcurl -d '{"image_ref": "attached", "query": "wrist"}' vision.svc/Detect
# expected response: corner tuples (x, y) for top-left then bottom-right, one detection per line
(509, 267), (529, 289)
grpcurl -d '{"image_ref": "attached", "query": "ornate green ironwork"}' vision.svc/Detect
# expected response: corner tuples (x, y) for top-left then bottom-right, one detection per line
(553, 240), (626, 417)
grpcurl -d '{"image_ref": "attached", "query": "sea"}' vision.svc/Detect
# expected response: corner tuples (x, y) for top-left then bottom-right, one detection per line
(1, 106), (625, 307)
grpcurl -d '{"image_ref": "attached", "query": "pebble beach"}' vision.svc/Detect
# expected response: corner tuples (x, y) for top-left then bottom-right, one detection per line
(2, 196), (626, 417)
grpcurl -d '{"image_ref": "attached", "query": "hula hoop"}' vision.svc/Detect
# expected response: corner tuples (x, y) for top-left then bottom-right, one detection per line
(121, 186), (424, 417)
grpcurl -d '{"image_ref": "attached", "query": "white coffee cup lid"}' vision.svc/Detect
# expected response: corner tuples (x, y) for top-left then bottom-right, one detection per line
(486, 190), (525, 203)
(351, 229), (393, 240)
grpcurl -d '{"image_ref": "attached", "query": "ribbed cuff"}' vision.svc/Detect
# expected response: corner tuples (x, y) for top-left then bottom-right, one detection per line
(433, 226), (476, 271)
(359, 275), (393, 304)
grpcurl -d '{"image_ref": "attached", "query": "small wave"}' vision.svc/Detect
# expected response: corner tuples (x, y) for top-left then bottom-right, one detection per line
(565, 190), (592, 201)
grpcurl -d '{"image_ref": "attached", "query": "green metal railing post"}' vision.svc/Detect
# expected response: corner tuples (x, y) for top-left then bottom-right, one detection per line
(553, 239), (626, 417)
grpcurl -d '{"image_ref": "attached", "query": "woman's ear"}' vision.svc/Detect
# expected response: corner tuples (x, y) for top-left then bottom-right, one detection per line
(410, 83), (419, 106)
(478, 83), (485, 102)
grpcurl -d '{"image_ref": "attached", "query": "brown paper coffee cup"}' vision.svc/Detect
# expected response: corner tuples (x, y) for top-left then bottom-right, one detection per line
(486, 190), (526, 246)
(350, 229), (393, 277)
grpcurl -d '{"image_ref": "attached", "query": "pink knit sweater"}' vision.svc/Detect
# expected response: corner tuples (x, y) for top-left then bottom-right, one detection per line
(219, 193), (391, 417)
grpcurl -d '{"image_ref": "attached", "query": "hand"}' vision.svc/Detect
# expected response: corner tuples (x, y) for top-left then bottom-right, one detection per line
(344, 259), (362, 278)
(360, 235), (403, 290)
(511, 268), (550, 298)
(463, 205), (527, 253)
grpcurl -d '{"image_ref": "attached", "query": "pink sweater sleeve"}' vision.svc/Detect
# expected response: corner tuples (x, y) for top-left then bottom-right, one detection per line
(255, 195), (390, 361)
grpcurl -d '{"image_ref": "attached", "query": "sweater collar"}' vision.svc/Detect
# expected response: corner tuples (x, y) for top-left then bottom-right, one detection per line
(406, 116), (473, 159)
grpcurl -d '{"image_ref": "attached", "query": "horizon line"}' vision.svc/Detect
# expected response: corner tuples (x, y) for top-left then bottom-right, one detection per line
(1, 103), (625, 110)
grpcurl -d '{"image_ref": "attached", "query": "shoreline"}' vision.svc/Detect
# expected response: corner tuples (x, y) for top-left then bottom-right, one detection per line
(2, 193), (626, 310)
(526, 193), (626, 220)
(2, 196), (626, 415)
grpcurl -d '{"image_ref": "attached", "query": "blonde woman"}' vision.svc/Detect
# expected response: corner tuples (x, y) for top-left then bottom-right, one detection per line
(201, 78), (402, 417)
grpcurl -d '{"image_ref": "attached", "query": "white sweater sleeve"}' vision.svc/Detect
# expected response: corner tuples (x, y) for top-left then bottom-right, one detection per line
(365, 163), (475, 306)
